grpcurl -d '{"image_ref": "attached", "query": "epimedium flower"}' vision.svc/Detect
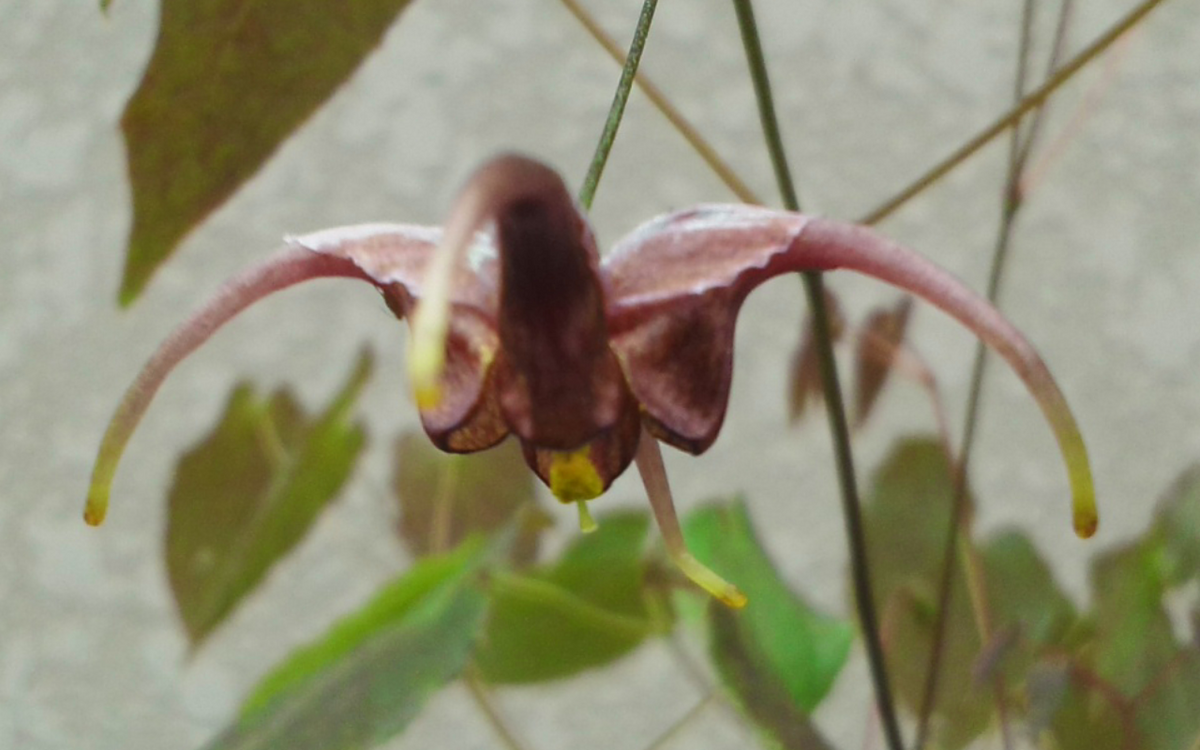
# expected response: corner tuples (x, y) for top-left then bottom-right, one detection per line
(85, 154), (1097, 608)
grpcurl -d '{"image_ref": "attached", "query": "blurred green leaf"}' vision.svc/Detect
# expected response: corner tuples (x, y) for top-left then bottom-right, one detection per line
(117, 0), (417, 304)
(393, 434), (546, 565)
(473, 511), (658, 683)
(862, 437), (988, 750)
(976, 530), (1076, 686)
(709, 604), (836, 750)
(1153, 464), (1200, 586)
(206, 538), (491, 750)
(1136, 648), (1200, 750)
(1042, 463), (1200, 750)
(684, 500), (852, 713)
(1091, 541), (1176, 696)
(1042, 665), (1129, 750)
(166, 351), (372, 647)
(1074, 536), (1200, 749)
(982, 531), (1076, 648)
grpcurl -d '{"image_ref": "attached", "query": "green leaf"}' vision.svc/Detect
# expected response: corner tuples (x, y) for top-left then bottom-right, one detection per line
(1153, 464), (1200, 586)
(684, 500), (853, 713)
(473, 511), (659, 684)
(393, 434), (546, 565)
(1135, 648), (1200, 750)
(117, 0), (417, 304)
(862, 436), (989, 750)
(1041, 663), (1128, 750)
(1090, 541), (1176, 696)
(166, 350), (372, 647)
(206, 538), (491, 750)
(976, 530), (1076, 686)
(708, 604), (836, 750)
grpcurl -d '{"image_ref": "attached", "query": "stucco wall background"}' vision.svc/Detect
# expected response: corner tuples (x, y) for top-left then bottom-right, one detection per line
(2, 0), (1198, 748)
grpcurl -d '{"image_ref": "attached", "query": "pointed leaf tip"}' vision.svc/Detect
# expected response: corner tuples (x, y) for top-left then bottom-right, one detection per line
(117, 0), (420, 302)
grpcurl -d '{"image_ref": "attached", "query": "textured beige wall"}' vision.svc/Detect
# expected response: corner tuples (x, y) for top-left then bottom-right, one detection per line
(2, 0), (1198, 748)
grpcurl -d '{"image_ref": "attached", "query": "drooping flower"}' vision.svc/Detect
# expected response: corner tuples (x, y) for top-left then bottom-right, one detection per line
(85, 154), (1097, 607)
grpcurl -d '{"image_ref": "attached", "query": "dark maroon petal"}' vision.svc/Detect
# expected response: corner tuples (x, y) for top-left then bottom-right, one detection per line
(291, 224), (507, 450)
(604, 206), (815, 453)
(470, 157), (627, 450)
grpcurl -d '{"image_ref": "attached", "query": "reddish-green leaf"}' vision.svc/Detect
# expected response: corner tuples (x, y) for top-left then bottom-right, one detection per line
(392, 433), (545, 565)
(209, 538), (491, 750)
(683, 500), (853, 713)
(1043, 665), (1129, 750)
(853, 296), (912, 428)
(862, 437), (989, 750)
(977, 530), (1077, 687)
(786, 289), (844, 424)
(166, 351), (371, 647)
(473, 511), (659, 684)
(1153, 463), (1200, 585)
(1090, 541), (1176, 696)
(117, 0), (417, 304)
(1136, 648), (1200, 750)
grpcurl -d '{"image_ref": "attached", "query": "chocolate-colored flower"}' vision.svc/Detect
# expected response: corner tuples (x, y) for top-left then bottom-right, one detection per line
(85, 154), (1096, 607)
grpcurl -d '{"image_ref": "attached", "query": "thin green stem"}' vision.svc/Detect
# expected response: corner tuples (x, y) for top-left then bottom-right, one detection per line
(577, 0), (659, 210)
(731, 0), (800, 210)
(731, 2), (903, 749)
(858, 0), (1169, 226)
(557, 0), (761, 204)
(1015, 0), (1075, 177)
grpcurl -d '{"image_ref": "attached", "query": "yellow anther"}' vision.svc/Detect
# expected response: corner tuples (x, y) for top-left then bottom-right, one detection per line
(548, 447), (604, 504)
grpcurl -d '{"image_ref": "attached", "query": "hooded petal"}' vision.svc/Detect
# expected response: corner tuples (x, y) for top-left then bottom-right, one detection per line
(290, 224), (507, 451)
(603, 205), (1096, 537)
(603, 206), (815, 453)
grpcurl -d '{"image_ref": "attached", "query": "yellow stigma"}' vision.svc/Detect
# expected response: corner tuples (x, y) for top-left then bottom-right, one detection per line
(575, 500), (598, 534)
(549, 447), (605, 504)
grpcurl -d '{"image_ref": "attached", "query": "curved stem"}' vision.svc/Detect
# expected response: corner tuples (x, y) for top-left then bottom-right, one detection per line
(577, 0), (659, 210)
(797, 218), (1097, 538)
(731, 1), (903, 749)
(84, 250), (369, 525)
